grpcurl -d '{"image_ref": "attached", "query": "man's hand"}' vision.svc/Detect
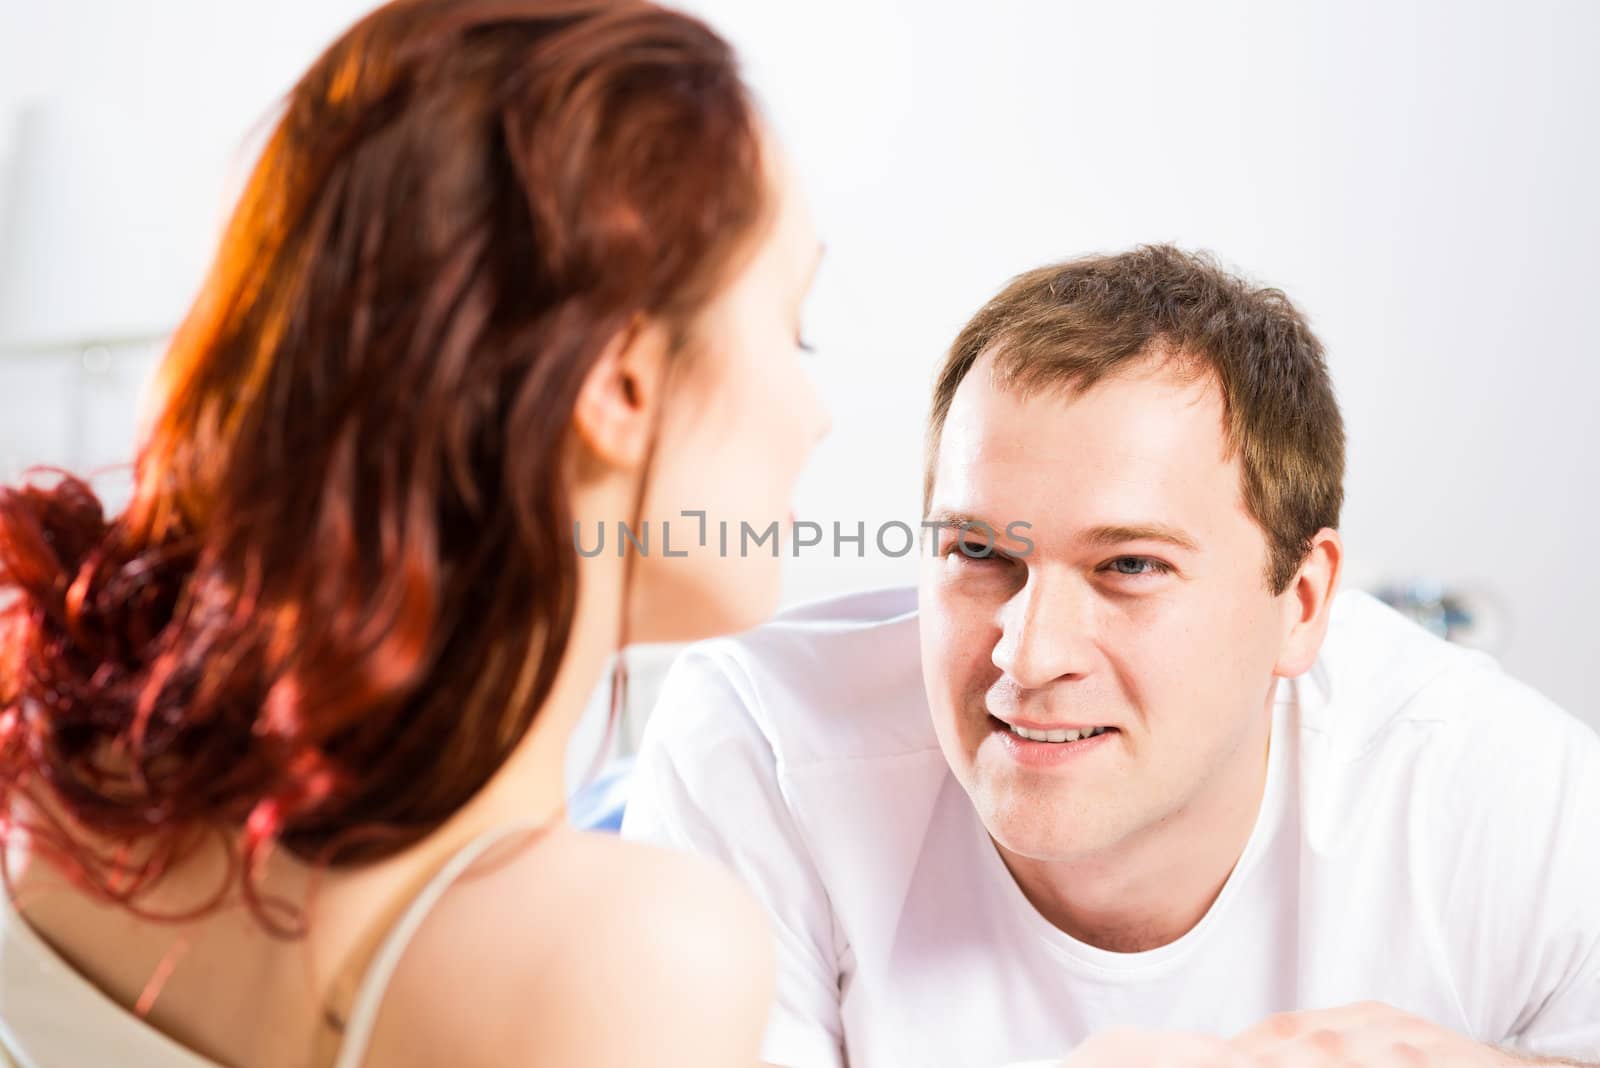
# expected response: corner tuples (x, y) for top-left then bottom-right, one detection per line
(1043, 1001), (1594, 1067)
(1232, 1001), (1527, 1066)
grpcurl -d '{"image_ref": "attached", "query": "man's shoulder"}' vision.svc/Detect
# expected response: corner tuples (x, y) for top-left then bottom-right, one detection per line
(629, 586), (955, 929)
(1294, 594), (1600, 1035)
(1302, 588), (1590, 755)
(1299, 588), (1600, 828)
(646, 585), (940, 772)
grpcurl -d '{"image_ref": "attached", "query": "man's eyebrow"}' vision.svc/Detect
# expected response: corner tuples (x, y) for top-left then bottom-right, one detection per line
(923, 510), (996, 532)
(1079, 523), (1201, 553)
(923, 513), (1201, 553)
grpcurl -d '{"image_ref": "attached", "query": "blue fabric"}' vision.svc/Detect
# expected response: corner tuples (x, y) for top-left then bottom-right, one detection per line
(568, 755), (634, 833)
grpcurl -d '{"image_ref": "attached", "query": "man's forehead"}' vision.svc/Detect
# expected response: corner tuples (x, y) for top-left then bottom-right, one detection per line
(930, 361), (1247, 539)
(939, 364), (1231, 475)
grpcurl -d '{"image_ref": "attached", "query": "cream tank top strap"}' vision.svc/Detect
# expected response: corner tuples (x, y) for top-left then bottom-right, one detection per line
(330, 820), (545, 1068)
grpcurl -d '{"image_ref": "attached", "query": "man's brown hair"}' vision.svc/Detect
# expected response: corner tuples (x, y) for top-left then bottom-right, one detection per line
(926, 245), (1344, 593)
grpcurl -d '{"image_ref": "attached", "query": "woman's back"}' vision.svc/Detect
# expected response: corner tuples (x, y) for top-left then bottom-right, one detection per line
(3, 822), (774, 1066)
(0, 0), (825, 1062)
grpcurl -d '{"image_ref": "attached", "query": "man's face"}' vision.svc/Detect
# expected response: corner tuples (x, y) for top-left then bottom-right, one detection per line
(918, 353), (1295, 864)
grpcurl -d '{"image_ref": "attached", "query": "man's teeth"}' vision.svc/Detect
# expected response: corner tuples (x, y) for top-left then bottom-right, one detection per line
(1006, 723), (1110, 744)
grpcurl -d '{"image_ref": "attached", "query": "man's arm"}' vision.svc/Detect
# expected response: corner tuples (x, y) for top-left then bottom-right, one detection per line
(1414, 667), (1600, 1061)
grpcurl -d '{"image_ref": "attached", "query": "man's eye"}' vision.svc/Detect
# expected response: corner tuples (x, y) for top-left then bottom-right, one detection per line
(945, 541), (1005, 562)
(1105, 557), (1171, 577)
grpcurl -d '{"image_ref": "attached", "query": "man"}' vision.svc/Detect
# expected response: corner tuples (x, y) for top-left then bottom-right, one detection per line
(620, 246), (1600, 1067)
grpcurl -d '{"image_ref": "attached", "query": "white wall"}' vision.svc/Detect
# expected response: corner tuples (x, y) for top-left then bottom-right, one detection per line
(695, 0), (1600, 721)
(2, 1), (1595, 723)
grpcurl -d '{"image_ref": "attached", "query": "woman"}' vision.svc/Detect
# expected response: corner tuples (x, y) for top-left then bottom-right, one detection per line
(0, 0), (826, 1064)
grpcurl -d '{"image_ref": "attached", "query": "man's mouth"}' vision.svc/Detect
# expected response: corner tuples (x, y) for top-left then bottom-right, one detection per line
(989, 716), (1118, 745)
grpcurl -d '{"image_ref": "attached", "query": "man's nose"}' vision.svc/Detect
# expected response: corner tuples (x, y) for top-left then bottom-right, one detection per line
(990, 571), (1093, 690)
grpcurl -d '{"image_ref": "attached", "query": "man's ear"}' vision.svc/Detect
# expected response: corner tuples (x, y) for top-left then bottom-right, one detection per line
(1274, 527), (1343, 678)
(571, 318), (672, 472)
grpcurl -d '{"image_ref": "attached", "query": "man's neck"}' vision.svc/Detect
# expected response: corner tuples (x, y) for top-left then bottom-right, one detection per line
(996, 719), (1274, 953)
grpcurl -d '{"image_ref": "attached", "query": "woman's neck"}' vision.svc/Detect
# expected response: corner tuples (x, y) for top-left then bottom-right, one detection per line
(408, 543), (626, 852)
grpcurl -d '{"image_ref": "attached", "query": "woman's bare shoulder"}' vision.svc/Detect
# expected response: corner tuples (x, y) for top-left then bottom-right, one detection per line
(356, 828), (776, 1067)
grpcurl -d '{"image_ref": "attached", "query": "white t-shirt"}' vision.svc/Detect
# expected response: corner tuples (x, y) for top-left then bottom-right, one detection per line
(621, 586), (1600, 1068)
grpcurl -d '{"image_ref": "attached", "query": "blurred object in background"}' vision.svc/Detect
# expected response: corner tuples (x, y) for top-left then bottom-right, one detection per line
(0, 99), (181, 502)
(0, 340), (162, 505)
(1371, 578), (1511, 655)
(0, 99), (218, 349)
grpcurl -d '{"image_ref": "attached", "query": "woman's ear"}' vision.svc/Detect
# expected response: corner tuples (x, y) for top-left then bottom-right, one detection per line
(1274, 527), (1343, 678)
(571, 318), (672, 472)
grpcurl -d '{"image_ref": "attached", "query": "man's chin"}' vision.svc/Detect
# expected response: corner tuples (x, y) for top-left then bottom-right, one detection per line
(972, 785), (1118, 865)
